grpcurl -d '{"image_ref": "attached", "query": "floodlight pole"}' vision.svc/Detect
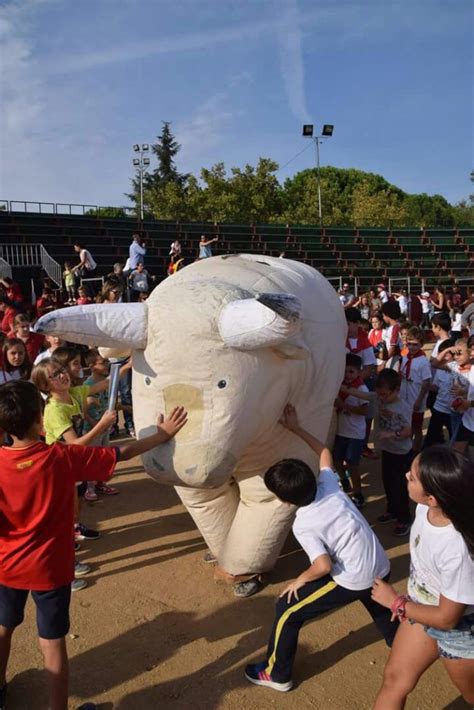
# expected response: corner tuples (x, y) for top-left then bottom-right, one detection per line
(139, 160), (144, 223)
(314, 136), (323, 228)
(132, 144), (150, 223)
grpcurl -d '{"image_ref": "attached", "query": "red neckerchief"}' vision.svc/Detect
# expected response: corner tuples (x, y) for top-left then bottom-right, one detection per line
(402, 350), (425, 379)
(346, 328), (371, 353)
(339, 376), (364, 402)
(369, 328), (383, 346)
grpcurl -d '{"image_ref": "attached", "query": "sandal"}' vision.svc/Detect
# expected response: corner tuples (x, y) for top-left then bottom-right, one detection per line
(95, 484), (119, 496)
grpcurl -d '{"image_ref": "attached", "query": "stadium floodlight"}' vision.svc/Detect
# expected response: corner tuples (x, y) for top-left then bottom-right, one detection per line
(302, 122), (335, 227)
(132, 142), (151, 222)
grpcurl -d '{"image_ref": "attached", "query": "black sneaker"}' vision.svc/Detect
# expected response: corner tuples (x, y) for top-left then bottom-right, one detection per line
(74, 523), (100, 541)
(244, 662), (292, 692)
(0, 682), (7, 710)
(394, 523), (411, 537)
(376, 512), (397, 525)
(233, 578), (263, 598)
(351, 493), (365, 509)
(341, 477), (352, 493)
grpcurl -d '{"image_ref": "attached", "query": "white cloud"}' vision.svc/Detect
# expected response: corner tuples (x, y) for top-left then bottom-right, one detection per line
(275, 0), (311, 123)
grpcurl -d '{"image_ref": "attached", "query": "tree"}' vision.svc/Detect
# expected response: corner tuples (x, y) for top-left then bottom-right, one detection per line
(351, 181), (407, 227)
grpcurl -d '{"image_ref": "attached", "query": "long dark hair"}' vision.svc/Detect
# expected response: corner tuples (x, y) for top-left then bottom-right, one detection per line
(2, 338), (31, 380)
(418, 446), (474, 558)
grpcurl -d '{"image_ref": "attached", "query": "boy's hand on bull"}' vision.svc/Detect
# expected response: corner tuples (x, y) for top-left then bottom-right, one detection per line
(157, 406), (188, 439)
(280, 403), (299, 432)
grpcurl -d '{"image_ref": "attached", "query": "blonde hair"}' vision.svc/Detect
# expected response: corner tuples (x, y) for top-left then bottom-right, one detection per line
(31, 359), (53, 395)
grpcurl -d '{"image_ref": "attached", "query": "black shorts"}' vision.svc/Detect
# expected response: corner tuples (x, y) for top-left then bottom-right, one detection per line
(455, 422), (474, 446)
(0, 584), (71, 639)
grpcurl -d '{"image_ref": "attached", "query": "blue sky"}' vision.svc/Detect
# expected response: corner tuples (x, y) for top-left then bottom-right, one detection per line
(0, 0), (472, 208)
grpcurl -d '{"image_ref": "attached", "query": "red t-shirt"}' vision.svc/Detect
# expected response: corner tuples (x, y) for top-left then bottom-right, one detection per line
(0, 306), (17, 335)
(0, 442), (117, 590)
(7, 332), (44, 363)
(6, 283), (23, 304)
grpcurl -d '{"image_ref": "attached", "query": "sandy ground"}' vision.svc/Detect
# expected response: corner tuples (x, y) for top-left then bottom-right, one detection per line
(7, 448), (468, 710)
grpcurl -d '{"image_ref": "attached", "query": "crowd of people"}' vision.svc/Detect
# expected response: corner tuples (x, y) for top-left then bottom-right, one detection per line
(0, 263), (472, 709)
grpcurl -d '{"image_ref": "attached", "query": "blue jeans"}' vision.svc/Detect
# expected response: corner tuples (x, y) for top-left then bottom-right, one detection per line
(118, 371), (134, 431)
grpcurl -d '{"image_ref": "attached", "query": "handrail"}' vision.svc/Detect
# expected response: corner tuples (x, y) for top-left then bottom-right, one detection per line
(0, 257), (12, 280)
(0, 199), (136, 217)
(0, 243), (62, 287)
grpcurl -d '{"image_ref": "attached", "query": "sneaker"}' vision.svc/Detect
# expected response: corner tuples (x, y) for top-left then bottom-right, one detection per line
(71, 578), (88, 592)
(126, 427), (136, 439)
(376, 512), (397, 525)
(84, 489), (99, 502)
(351, 493), (365, 509)
(394, 523), (411, 537)
(74, 523), (100, 541)
(202, 550), (217, 564)
(74, 541), (81, 552)
(233, 578), (263, 598)
(341, 477), (352, 494)
(95, 483), (119, 496)
(75, 561), (91, 577)
(244, 662), (292, 692)
(0, 682), (7, 710)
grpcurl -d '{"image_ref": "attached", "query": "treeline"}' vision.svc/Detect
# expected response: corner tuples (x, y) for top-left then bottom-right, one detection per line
(117, 123), (474, 228)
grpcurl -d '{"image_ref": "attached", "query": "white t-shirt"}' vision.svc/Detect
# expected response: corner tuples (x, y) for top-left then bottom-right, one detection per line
(34, 348), (54, 365)
(346, 339), (377, 367)
(420, 296), (431, 314)
(379, 289), (388, 304)
(432, 369), (456, 415)
(461, 367), (474, 432)
(293, 468), (390, 590)
(400, 355), (432, 412)
(374, 396), (413, 454)
(337, 383), (369, 439)
(408, 504), (474, 614)
(0, 370), (20, 385)
(396, 295), (408, 314)
(80, 249), (96, 271)
(382, 323), (402, 353)
(451, 313), (462, 332)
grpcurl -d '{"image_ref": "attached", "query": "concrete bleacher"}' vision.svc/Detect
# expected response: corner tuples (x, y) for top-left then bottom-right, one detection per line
(0, 210), (472, 292)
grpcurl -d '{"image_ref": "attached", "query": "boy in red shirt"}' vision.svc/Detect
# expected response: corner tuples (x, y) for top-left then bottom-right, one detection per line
(0, 381), (187, 710)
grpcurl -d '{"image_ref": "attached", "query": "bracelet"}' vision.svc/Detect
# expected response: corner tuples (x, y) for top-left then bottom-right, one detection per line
(390, 594), (409, 622)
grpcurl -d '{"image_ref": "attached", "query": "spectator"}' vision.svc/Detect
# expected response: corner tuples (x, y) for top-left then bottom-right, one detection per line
(369, 288), (382, 315)
(353, 293), (371, 320)
(36, 287), (55, 318)
(129, 233), (146, 271)
(451, 306), (463, 338)
(107, 263), (128, 296)
(345, 308), (377, 382)
(461, 301), (474, 337)
(76, 286), (91, 306)
(338, 283), (355, 309)
(0, 338), (31, 385)
(129, 262), (153, 302)
(10, 314), (44, 363)
(381, 301), (402, 364)
(399, 326), (431, 453)
(447, 284), (462, 316)
(417, 291), (432, 329)
(63, 262), (76, 304)
(430, 286), (447, 315)
(198, 235), (218, 259)
(423, 339), (456, 447)
(34, 334), (64, 365)
(377, 283), (389, 304)
(98, 281), (123, 305)
(0, 278), (23, 310)
(72, 242), (96, 279)
(169, 240), (182, 262)
(392, 289), (409, 317)
(0, 297), (17, 336)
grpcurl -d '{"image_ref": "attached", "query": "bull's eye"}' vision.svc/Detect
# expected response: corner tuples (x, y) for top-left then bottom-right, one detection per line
(217, 379), (227, 389)
(144, 376), (152, 386)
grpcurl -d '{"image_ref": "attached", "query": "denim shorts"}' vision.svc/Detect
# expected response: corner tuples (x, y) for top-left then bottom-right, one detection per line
(424, 613), (474, 660)
(333, 435), (365, 465)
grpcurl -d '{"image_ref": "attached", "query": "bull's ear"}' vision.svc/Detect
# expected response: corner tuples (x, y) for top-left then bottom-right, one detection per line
(218, 293), (306, 352)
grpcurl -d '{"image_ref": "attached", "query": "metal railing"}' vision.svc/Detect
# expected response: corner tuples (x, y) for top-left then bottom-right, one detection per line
(0, 257), (12, 280)
(0, 199), (136, 217)
(0, 243), (62, 287)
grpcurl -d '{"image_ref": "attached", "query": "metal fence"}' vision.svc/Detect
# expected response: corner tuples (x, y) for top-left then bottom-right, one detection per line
(0, 243), (62, 287)
(0, 199), (136, 217)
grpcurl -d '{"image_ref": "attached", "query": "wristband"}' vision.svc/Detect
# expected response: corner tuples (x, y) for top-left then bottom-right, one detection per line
(390, 594), (408, 622)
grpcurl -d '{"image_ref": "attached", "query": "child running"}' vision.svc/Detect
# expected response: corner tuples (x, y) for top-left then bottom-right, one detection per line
(0, 380), (187, 710)
(371, 446), (474, 709)
(244, 404), (396, 692)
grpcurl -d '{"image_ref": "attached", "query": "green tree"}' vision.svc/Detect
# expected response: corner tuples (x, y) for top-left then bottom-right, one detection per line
(351, 181), (407, 227)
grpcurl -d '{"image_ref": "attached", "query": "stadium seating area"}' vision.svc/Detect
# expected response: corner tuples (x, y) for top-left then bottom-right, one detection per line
(0, 209), (473, 292)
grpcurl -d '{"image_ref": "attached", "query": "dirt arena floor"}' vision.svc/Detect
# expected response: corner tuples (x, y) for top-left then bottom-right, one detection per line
(8, 445), (468, 709)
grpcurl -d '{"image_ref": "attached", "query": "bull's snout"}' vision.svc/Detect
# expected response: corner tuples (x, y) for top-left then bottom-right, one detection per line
(163, 383), (203, 443)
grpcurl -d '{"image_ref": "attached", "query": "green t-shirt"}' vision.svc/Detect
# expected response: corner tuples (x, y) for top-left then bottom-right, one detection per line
(44, 385), (90, 444)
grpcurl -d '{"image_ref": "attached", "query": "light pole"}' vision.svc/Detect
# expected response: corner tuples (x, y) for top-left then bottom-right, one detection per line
(132, 143), (150, 222)
(302, 124), (334, 227)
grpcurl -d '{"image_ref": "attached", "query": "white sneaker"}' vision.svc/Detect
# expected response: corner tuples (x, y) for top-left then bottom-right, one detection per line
(75, 561), (91, 577)
(71, 579), (88, 592)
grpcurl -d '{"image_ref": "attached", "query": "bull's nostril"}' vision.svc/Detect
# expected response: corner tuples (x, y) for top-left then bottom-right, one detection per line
(151, 458), (165, 471)
(184, 466), (197, 476)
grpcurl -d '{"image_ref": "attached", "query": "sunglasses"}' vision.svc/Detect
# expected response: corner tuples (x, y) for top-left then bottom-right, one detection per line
(49, 366), (68, 381)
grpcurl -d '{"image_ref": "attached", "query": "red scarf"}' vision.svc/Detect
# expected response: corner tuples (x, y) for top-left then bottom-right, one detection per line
(339, 376), (364, 402)
(346, 328), (371, 354)
(402, 350), (425, 379)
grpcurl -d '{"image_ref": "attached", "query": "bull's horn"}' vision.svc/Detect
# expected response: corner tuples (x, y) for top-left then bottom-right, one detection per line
(218, 293), (302, 351)
(34, 303), (148, 350)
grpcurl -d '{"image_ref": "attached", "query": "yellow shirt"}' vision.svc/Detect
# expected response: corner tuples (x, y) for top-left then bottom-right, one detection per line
(44, 385), (90, 444)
